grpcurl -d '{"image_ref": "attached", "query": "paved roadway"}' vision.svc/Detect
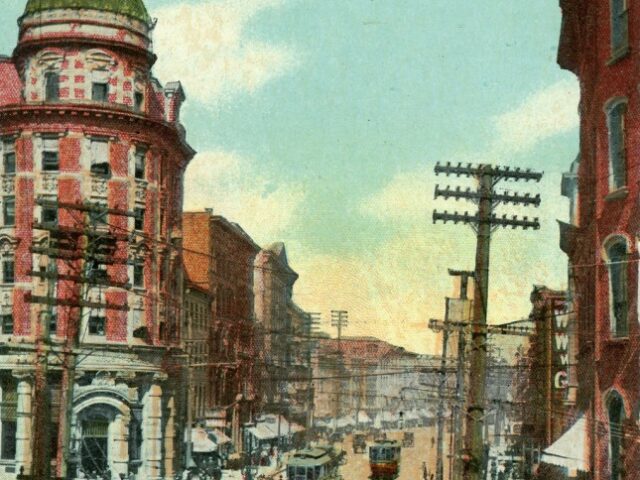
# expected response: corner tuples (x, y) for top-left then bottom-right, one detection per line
(338, 426), (454, 480)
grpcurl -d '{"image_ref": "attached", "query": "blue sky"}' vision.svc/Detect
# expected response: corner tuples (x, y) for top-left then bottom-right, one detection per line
(0, 1), (580, 353)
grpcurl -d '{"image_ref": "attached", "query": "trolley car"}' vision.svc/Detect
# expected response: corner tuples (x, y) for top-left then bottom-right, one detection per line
(287, 445), (345, 480)
(369, 439), (401, 479)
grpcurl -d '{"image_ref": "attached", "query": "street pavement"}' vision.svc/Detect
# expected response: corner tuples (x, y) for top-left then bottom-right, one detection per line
(338, 426), (454, 480)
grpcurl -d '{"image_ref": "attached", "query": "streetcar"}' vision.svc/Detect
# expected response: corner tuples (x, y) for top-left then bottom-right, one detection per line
(369, 439), (401, 479)
(287, 445), (345, 480)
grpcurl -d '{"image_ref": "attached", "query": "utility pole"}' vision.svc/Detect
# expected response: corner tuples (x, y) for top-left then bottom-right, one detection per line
(29, 200), (134, 478)
(436, 299), (450, 480)
(304, 312), (321, 442)
(433, 162), (542, 480)
(331, 310), (348, 430)
(451, 270), (474, 480)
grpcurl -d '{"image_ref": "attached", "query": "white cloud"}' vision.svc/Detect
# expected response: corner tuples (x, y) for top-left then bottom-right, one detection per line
(184, 151), (306, 243)
(492, 78), (579, 154)
(152, 0), (298, 108)
(347, 80), (578, 352)
(360, 79), (579, 221)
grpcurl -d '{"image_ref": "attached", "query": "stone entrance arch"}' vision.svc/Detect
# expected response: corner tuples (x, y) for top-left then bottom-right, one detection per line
(71, 395), (131, 480)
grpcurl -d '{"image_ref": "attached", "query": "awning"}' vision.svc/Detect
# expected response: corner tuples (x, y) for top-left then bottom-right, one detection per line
(192, 428), (217, 453)
(404, 410), (420, 421)
(248, 423), (278, 441)
(336, 416), (355, 429)
(210, 429), (232, 445)
(381, 411), (398, 423)
(541, 415), (589, 473)
(357, 411), (372, 424)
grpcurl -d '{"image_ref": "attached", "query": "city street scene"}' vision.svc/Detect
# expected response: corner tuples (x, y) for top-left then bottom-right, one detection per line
(0, 0), (631, 479)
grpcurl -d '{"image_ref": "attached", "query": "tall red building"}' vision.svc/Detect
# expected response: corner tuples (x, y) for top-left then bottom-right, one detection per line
(182, 211), (260, 454)
(559, 0), (640, 478)
(0, 1), (193, 478)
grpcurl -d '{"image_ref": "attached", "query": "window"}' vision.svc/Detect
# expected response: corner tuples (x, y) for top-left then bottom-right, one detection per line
(88, 262), (108, 283)
(49, 309), (57, 335)
(134, 147), (146, 180)
(134, 208), (145, 231)
(607, 99), (627, 191)
(88, 316), (106, 336)
(0, 314), (12, 334)
(2, 141), (15, 175)
(90, 139), (110, 176)
(133, 264), (144, 288)
(91, 70), (109, 102)
(610, 0), (629, 58)
(2, 258), (14, 284)
(41, 204), (58, 226)
(0, 380), (16, 460)
(3, 197), (14, 227)
(42, 137), (59, 171)
(45, 71), (60, 101)
(607, 239), (628, 337)
(608, 392), (625, 480)
(89, 203), (108, 226)
(134, 91), (144, 112)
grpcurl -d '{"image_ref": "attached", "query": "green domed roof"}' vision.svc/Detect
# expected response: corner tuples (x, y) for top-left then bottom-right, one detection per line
(24, 0), (151, 24)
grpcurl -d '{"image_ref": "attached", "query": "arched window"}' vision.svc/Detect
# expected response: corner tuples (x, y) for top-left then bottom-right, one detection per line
(606, 99), (627, 191)
(610, 0), (629, 58)
(606, 238), (629, 337)
(608, 391), (625, 479)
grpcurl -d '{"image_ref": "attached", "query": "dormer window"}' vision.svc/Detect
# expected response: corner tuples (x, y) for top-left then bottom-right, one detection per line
(91, 70), (109, 102)
(90, 139), (110, 176)
(45, 72), (60, 102)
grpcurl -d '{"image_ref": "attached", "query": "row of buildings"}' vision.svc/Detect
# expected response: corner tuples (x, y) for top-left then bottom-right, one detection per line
(0, 1), (319, 479)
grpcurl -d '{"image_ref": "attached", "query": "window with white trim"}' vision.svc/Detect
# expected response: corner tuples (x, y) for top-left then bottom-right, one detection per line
(91, 70), (109, 102)
(2, 141), (15, 175)
(3, 197), (15, 227)
(88, 315), (106, 336)
(42, 137), (59, 172)
(90, 138), (110, 176)
(134, 146), (146, 180)
(608, 391), (625, 480)
(610, 0), (629, 58)
(606, 99), (627, 191)
(45, 71), (60, 101)
(606, 238), (629, 337)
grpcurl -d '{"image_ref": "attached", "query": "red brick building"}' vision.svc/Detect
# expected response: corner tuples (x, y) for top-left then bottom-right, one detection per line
(0, 0), (193, 478)
(182, 211), (261, 454)
(558, 1), (640, 477)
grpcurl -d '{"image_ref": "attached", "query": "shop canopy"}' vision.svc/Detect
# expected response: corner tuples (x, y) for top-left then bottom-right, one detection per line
(249, 415), (306, 440)
(210, 429), (232, 445)
(357, 411), (372, 424)
(192, 428), (217, 453)
(541, 415), (589, 473)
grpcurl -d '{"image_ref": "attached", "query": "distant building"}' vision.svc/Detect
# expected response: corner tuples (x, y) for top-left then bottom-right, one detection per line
(253, 244), (299, 410)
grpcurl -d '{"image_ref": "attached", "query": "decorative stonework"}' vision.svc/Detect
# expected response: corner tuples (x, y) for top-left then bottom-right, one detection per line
(1, 176), (15, 194)
(91, 176), (108, 197)
(135, 180), (147, 202)
(40, 173), (58, 194)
